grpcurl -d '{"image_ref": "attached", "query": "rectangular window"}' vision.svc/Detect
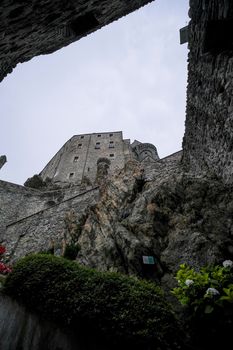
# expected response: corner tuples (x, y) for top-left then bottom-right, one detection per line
(78, 144), (82, 149)
(95, 142), (100, 149)
(109, 154), (114, 158)
(73, 156), (79, 162)
(81, 135), (84, 139)
(69, 172), (74, 178)
(109, 141), (114, 148)
(97, 134), (101, 137)
(109, 133), (113, 137)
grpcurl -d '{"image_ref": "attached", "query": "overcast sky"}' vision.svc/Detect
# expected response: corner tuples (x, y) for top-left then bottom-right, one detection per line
(0, 0), (189, 185)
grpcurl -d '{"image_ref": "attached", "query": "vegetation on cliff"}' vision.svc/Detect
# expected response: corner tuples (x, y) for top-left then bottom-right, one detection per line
(172, 262), (233, 349)
(4, 254), (183, 349)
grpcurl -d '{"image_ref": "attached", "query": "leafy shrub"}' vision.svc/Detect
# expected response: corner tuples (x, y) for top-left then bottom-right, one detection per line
(24, 174), (46, 189)
(172, 262), (233, 348)
(63, 243), (80, 260)
(172, 262), (233, 314)
(4, 254), (182, 349)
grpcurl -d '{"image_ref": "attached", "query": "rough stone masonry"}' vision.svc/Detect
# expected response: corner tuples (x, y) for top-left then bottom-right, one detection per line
(183, 0), (233, 183)
(0, 0), (153, 82)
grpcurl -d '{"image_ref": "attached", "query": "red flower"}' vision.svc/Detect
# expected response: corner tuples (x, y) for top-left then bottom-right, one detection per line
(0, 245), (6, 255)
(0, 262), (12, 274)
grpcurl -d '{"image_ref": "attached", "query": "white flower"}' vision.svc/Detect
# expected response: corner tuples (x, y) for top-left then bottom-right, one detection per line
(205, 288), (220, 297)
(223, 260), (233, 268)
(185, 279), (194, 287)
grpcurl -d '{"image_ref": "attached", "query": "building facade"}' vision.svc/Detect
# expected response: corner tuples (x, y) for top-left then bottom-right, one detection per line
(40, 131), (159, 186)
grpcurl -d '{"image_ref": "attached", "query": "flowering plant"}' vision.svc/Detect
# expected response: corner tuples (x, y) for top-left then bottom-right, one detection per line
(0, 262), (12, 274)
(172, 261), (233, 315)
(0, 245), (6, 255)
(0, 244), (12, 274)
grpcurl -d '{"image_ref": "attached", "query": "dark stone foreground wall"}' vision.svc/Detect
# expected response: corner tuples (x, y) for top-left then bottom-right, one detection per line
(0, 293), (106, 350)
(0, 0), (153, 82)
(0, 294), (76, 350)
(183, 0), (233, 183)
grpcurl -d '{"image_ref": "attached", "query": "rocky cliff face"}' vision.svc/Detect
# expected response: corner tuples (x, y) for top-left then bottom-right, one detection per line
(75, 160), (233, 289)
(3, 153), (232, 292)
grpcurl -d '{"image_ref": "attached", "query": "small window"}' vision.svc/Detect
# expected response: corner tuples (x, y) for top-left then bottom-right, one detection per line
(78, 144), (82, 149)
(95, 142), (100, 149)
(69, 172), (74, 178)
(109, 154), (114, 158)
(97, 134), (101, 137)
(109, 141), (114, 148)
(81, 135), (84, 139)
(87, 167), (90, 172)
(74, 156), (79, 162)
(109, 133), (113, 137)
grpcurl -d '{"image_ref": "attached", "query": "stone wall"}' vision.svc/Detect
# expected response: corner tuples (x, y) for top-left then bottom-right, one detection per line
(0, 179), (88, 239)
(0, 293), (100, 350)
(0, 294), (75, 350)
(0, 0), (153, 82)
(144, 150), (182, 181)
(3, 187), (99, 263)
(0, 180), (49, 238)
(182, 0), (233, 183)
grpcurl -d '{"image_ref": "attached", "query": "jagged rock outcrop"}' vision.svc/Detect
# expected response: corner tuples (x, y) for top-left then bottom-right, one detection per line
(74, 160), (233, 291)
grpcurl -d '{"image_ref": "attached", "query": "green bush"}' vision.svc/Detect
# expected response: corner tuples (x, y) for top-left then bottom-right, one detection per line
(24, 174), (46, 189)
(4, 254), (182, 349)
(63, 243), (80, 260)
(172, 262), (233, 314)
(172, 262), (233, 348)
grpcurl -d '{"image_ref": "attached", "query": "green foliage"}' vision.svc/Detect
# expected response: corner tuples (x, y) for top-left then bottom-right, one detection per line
(219, 284), (233, 303)
(24, 174), (46, 189)
(172, 263), (233, 348)
(63, 243), (80, 260)
(172, 263), (233, 315)
(4, 254), (182, 349)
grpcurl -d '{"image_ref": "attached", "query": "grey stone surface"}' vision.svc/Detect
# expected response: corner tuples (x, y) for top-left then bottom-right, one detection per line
(0, 156), (7, 170)
(0, 294), (96, 350)
(0, 180), (49, 238)
(0, 179), (87, 239)
(0, 0), (154, 82)
(183, 0), (233, 183)
(3, 187), (99, 263)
